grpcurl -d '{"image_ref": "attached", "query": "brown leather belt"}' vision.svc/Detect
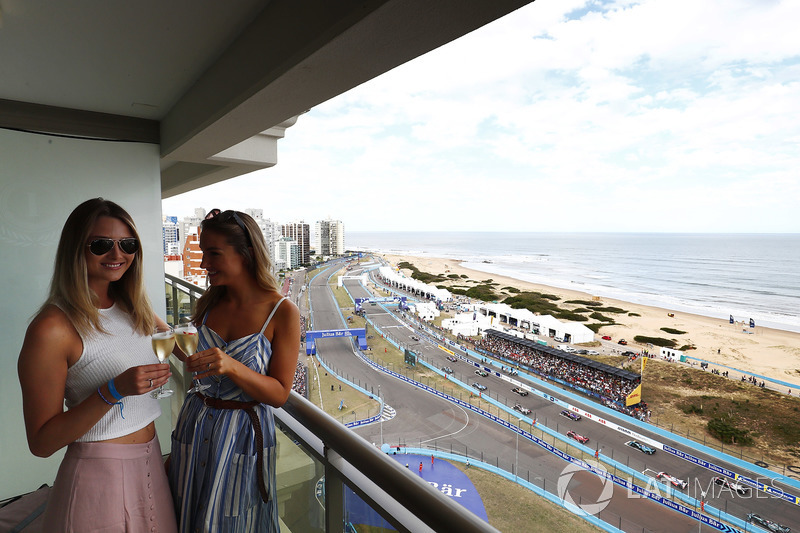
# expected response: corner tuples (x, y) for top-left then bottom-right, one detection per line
(196, 392), (270, 503)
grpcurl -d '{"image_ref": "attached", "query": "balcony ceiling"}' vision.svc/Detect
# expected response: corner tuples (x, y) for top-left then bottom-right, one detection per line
(0, 0), (532, 196)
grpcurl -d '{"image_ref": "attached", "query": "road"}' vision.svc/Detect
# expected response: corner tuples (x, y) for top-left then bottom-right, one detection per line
(299, 260), (798, 532)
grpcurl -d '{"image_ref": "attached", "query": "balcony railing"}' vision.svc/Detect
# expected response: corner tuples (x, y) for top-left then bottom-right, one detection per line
(165, 274), (500, 533)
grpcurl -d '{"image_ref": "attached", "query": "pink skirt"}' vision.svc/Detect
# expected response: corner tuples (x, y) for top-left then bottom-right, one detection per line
(42, 434), (177, 533)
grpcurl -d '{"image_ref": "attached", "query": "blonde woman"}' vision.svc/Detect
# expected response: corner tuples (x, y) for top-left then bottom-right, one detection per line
(18, 198), (177, 532)
(168, 210), (300, 532)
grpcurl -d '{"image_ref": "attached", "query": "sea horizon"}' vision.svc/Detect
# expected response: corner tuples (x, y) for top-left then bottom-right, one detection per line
(346, 231), (800, 334)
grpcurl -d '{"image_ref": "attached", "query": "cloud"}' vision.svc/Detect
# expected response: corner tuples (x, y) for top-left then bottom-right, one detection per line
(163, 0), (800, 233)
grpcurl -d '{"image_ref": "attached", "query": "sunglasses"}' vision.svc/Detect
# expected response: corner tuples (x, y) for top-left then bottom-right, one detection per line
(87, 238), (139, 256)
(206, 209), (252, 245)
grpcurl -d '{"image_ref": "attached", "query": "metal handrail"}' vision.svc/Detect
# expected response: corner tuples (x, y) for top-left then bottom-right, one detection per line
(279, 392), (500, 533)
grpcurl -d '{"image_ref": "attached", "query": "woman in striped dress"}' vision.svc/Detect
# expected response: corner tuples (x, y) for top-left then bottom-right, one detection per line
(168, 210), (300, 533)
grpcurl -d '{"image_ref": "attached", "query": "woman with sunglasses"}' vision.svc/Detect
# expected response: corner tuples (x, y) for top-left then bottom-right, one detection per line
(17, 198), (177, 532)
(168, 209), (300, 533)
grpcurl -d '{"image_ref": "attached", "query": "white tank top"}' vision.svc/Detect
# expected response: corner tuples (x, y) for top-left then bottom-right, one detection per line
(64, 304), (162, 442)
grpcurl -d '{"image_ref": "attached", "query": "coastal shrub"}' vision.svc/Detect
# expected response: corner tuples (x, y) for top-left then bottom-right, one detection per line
(447, 273), (460, 278)
(589, 312), (614, 322)
(566, 300), (603, 307)
(633, 335), (677, 348)
(707, 417), (753, 446)
(571, 308), (590, 313)
(503, 292), (561, 315)
(628, 312), (640, 317)
(460, 274), (468, 278)
(661, 327), (686, 335)
(679, 344), (696, 351)
(465, 285), (498, 301)
(680, 403), (704, 415)
(594, 306), (627, 314)
(555, 310), (589, 322)
(585, 323), (607, 333)
(397, 262), (446, 283)
(503, 286), (521, 293)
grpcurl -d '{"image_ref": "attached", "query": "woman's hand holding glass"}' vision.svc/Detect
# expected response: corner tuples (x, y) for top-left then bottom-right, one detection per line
(175, 321), (209, 393)
(150, 325), (175, 398)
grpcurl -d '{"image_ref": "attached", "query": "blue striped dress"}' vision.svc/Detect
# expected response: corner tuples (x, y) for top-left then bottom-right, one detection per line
(169, 298), (286, 533)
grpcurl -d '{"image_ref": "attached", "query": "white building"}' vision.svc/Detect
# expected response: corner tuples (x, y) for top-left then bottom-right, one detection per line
(314, 219), (345, 257)
(162, 215), (179, 256)
(476, 302), (595, 344)
(377, 266), (452, 302)
(275, 237), (299, 271)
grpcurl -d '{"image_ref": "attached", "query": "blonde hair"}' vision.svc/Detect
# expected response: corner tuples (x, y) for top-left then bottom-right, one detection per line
(41, 198), (154, 337)
(193, 210), (279, 323)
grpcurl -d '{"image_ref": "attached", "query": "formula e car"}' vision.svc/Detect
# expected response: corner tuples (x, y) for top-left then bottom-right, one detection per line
(511, 387), (529, 396)
(713, 476), (750, 495)
(566, 430), (589, 444)
(746, 513), (790, 533)
(471, 382), (487, 391)
(474, 369), (489, 377)
(560, 410), (581, 421)
(513, 404), (531, 415)
(656, 472), (688, 489)
(625, 440), (655, 454)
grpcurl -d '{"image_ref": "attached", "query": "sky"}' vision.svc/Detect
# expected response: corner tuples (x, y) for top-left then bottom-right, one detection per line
(162, 0), (800, 233)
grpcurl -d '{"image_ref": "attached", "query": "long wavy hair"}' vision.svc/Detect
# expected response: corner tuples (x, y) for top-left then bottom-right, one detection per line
(40, 198), (154, 337)
(192, 210), (279, 323)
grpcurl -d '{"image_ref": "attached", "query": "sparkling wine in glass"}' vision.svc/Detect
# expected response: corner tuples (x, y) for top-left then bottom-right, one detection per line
(151, 326), (175, 398)
(175, 321), (209, 393)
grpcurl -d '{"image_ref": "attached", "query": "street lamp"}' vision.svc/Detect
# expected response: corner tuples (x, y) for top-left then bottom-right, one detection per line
(379, 384), (383, 446)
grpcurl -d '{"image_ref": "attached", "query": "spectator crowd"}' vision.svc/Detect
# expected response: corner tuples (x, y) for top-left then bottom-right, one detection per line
(477, 333), (640, 405)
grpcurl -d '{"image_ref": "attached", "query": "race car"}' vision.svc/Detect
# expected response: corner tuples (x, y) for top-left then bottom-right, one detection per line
(746, 513), (790, 533)
(560, 409), (581, 421)
(410, 335), (420, 341)
(471, 382), (487, 391)
(713, 476), (750, 495)
(656, 472), (688, 489)
(601, 335), (612, 341)
(566, 430), (589, 444)
(446, 356), (458, 362)
(441, 366), (453, 374)
(474, 369), (489, 377)
(625, 440), (656, 454)
(511, 387), (529, 396)
(513, 404), (531, 415)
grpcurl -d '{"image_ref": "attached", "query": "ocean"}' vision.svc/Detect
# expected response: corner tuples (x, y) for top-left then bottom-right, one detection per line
(347, 232), (800, 334)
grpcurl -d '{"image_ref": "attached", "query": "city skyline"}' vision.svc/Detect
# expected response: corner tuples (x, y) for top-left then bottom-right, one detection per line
(161, 0), (800, 234)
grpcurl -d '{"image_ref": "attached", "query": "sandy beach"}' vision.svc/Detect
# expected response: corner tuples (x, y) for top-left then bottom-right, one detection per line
(381, 254), (800, 386)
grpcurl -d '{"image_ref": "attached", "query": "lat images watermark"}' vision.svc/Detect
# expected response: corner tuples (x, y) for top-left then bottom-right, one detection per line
(557, 461), (615, 516)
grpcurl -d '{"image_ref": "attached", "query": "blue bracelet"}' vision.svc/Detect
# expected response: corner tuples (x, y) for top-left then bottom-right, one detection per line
(107, 379), (124, 401)
(97, 386), (125, 419)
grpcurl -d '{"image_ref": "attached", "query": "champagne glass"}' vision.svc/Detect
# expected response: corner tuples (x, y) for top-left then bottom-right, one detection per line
(151, 325), (175, 398)
(175, 320), (210, 393)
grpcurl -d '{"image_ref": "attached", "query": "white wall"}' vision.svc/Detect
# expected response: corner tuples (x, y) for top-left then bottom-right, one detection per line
(0, 128), (168, 499)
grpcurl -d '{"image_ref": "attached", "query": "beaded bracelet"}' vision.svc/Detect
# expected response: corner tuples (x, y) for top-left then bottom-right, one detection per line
(97, 386), (125, 419)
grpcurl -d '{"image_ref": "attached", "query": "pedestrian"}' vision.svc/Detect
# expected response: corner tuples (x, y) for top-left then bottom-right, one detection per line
(419, 462), (423, 474)
(466, 459), (470, 468)
(431, 454), (434, 466)
(168, 210), (300, 533)
(18, 198), (177, 532)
